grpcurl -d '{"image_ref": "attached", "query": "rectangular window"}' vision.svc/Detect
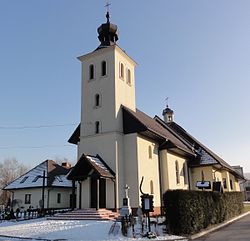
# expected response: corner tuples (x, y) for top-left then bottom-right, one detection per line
(57, 193), (61, 204)
(25, 194), (31, 204)
(230, 179), (233, 190)
(223, 178), (227, 189)
(183, 163), (188, 185)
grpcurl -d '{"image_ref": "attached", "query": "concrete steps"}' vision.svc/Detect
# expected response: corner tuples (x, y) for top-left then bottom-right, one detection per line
(47, 208), (119, 221)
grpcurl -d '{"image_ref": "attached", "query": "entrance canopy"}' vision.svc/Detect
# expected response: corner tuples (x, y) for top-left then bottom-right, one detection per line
(67, 154), (115, 181)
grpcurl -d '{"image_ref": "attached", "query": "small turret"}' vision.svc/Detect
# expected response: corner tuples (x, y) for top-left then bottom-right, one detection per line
(162, 105), (174, 123)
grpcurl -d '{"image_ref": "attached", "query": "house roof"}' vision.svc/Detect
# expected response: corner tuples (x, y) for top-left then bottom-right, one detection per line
(4, 160), (72, 190)
(165, 121), (245, 180)
(122, 106), (195, 157)
(67, 154), (115, 180)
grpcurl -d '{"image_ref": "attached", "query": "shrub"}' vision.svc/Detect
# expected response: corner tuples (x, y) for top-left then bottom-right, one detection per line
(163, 190), (244, 235)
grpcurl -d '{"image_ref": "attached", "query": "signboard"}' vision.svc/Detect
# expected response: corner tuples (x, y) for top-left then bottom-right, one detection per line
(141, 194), (154, 213)
(196, 181), (211, 189)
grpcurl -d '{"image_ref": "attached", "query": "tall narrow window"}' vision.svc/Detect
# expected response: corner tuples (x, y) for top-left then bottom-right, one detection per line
(127, 69), (131, 85)
(57, 193), (61, 203)
(101, 61), (107, 76)
(230, 179), (233, 190)
(150, 180), (154, 194)
(175, 161), (180, 184)
(223, 178), (227, 189)
(120, 63), (124, 79)
(95, 94), (100, 107)
(25, 194), (31, 204)
(95, 121), (100, 134)
(89, 64), (94, 80)
(148, 145), (152, 159)
(183, 163), (188, 185)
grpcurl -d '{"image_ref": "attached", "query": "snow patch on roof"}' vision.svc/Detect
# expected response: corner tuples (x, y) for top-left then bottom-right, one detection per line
(52, 175), (72, 187)
(87, 156), (109, 172)
(4, 162), (47, 190)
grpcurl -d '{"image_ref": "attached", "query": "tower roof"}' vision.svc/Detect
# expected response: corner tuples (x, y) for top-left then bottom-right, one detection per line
(162, 105), (174, 115)
(97, 10), (119, 50)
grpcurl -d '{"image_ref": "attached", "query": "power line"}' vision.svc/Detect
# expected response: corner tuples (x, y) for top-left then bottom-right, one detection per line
(0, 144), (75, 150)
(0, 123), (77, 130)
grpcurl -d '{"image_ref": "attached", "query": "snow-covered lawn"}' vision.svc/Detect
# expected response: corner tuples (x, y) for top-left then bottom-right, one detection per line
(0, 218), (187, 241)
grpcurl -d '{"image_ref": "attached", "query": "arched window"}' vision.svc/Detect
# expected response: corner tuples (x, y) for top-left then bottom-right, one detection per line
(95, 94), (100, 107)
(127, 69), (131, 85)
(148, 145), (152, 159)
(95, 121), (100, 134)
(175, 161), (180, 184)
(183, 163), (188, 185)
(120, 63), (124, 79)
(150, 180), (154, 194)
(89, 64), (94, 80)
(101, 61), (107, 76)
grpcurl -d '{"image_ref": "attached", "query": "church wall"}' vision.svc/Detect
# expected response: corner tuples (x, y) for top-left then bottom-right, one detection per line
(136, 135), (161, 209)
(190, 166), (213, 190)
(114, 47), (136, 132)
(159, 150), (170, 191)
(78, 133), (117, 171)
(165, 153), (189, 190)
(124, 133), (139, 208)
(80, 47), (118, 137)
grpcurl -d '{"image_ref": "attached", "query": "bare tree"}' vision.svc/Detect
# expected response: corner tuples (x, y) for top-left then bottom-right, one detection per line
(0, 158), (28, 206)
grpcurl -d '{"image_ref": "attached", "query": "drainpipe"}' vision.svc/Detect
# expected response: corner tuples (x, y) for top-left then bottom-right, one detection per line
(157, 148), (164, 216)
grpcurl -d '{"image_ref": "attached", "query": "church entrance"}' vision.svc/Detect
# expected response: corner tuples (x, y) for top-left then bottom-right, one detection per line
(90, 178), (106, 209)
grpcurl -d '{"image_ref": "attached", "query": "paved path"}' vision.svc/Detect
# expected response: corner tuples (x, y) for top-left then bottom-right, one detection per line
(194, 213), (250, 241)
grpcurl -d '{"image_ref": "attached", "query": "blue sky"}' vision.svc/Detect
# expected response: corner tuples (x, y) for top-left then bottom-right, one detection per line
(0, 1), (250, 171)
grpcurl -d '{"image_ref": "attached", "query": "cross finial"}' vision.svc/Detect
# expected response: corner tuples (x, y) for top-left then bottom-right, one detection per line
(105, 2), (111, 12)
(165, 97), (169, 107)
(105, 2), (111, 23)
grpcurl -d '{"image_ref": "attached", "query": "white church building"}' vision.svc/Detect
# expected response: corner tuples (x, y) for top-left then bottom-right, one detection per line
(67, 11), (243, 215)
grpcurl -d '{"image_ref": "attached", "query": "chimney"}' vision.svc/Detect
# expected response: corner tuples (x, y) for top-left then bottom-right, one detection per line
(61, 162), (71, 169)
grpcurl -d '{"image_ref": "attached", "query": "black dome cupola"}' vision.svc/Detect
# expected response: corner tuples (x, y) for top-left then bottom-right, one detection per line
(97, 9), (119, 49)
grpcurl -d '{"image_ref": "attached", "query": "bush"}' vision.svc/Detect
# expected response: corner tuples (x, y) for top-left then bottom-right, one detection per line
(163, 190), (244, 235)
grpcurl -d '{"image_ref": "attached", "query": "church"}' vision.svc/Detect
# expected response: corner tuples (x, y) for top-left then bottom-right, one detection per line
(67, 11), (244, 215)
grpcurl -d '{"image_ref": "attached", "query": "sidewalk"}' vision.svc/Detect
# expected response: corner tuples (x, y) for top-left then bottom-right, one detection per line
(189, 211), (250, 240)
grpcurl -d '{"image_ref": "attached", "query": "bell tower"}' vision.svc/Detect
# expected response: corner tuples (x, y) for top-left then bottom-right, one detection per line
(77, 9), (137, 209)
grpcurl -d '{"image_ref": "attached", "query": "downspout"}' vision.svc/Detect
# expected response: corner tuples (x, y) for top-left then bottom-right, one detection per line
(157, 148), (164, 216)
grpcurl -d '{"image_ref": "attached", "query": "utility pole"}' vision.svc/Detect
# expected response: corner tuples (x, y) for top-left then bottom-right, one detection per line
(41, 170), (45, 212)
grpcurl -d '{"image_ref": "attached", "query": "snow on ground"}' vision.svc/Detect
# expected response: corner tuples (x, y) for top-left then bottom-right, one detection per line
(0, 218), (188, 241)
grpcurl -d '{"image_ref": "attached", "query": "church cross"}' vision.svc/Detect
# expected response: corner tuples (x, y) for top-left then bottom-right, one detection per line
(165, 97), (169, 107)
(105, 2), (111, 23)
(105, 2), (111, 12)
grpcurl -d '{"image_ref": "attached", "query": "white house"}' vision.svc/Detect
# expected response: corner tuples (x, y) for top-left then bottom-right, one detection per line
(4, 160), (74, 210)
